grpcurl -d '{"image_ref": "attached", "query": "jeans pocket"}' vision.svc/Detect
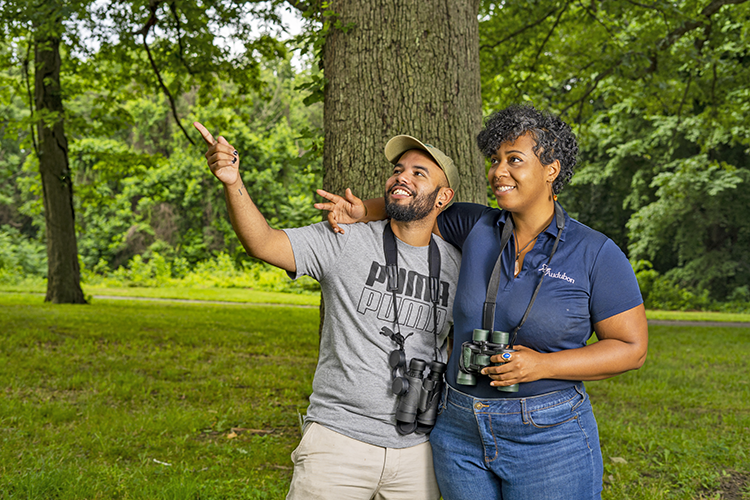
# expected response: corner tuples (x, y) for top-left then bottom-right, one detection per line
(527, 400), (578, 429)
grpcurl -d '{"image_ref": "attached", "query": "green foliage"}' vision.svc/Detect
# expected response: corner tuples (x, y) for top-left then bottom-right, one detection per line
(83, 250), (321, 297)
(634, 260), (713, 312)
(634, 260), (750, 313)
(0, 225), (46, 280)
(2, 32), (324, 288)
(479, 0), (750, 302)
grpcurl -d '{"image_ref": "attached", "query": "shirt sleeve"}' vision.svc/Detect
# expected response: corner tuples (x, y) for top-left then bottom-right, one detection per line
(282, 221), (353, 282)
(437, 202), (492, 250)
(589, 239), (644, 323)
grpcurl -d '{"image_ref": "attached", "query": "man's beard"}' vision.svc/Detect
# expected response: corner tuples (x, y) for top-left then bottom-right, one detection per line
(385, 186), (441, 222)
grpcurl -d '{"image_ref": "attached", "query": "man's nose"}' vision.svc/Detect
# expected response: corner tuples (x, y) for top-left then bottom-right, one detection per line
(395, 171), (412, 185)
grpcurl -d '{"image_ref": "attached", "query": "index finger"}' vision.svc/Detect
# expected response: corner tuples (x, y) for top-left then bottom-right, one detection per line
(193, 122), (217, 146)
(316, 189), (342, 203)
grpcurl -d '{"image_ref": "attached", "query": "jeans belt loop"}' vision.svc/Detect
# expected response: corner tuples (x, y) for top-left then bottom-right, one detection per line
(574, 382), (585, 397)
(521, 398), (529, 424)
(572, 383), (586, 410)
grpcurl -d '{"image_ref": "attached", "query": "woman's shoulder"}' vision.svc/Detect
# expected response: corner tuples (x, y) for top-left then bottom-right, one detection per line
(565, 216), (610, 247)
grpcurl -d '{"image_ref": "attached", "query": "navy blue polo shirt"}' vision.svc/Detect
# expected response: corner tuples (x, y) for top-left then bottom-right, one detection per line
(437, 202), (643, 398)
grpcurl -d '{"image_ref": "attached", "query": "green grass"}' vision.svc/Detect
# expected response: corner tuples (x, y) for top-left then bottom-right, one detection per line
(83, 286), (319, 306)
(1, 292), (748, 499)
(646, 309), (750, 323)
(588, 323), (750, 499)
(0, 285), (320, 306)
(0, 293), (319, 499)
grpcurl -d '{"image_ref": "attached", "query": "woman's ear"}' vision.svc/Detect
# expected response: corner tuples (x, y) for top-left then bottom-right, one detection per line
(547, 160), (561, 184)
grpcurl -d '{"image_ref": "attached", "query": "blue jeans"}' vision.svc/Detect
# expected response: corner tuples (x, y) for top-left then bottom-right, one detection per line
(430, 383), (603, 500)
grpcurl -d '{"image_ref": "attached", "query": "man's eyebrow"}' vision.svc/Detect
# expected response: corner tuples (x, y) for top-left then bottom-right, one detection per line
(394, 163), (431, 174)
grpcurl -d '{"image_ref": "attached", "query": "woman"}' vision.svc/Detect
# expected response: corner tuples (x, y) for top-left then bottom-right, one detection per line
(317, 104), (648, 499)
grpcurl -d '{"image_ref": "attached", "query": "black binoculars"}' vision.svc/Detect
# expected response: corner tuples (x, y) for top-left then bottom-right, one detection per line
(391, 357), (447, 435)
(457, 329), (519, 393)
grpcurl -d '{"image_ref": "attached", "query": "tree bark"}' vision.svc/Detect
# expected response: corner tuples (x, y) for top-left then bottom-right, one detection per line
(322, 0), (485, 203)
(35, 13), (86, 304)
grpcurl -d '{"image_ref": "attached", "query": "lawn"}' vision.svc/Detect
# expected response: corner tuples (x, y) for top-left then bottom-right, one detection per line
(1, 291), (748, 499)
(0, 293), (319, 499)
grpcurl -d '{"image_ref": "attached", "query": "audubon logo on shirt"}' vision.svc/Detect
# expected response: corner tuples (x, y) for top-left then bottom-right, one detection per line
(355, 261), (451, 332)
(538, 263), (576, 283)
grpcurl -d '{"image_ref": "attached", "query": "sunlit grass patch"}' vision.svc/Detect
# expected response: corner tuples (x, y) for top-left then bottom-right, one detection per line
(1, 293), (748, 498)
(0, 293), (318, 499)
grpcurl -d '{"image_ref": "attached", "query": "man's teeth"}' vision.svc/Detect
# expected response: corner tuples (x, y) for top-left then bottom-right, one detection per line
(497, 186), (515, 192)
(393, 188), (411, 196)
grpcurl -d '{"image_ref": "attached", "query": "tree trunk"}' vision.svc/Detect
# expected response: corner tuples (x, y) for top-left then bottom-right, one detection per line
(35, 13), (86, 304)
(322, 0), (485, 203)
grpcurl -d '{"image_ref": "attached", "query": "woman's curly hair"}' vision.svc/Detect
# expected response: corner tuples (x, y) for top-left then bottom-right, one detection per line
(477, 104), (578, 194)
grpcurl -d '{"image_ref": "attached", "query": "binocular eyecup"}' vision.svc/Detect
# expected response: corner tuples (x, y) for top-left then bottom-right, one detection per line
(393, 359), (447, 435)
(456, 329), (519, 393)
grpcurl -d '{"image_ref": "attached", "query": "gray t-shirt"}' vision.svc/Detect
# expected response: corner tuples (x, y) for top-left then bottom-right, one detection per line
(284, 220), (461, 448)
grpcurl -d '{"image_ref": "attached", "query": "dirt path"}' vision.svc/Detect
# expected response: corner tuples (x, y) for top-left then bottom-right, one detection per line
(92, 295), (318, 308)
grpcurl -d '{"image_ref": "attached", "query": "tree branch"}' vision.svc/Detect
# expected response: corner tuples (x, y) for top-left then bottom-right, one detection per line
(168, 1), (195, 76)
(657, 0), (749, 51)
(577, 0), (617, 39)
(141, 35), (195, 146)
(559, 65), (615, 121)
(285, 0), (312, 13)
(531, 0), (570, 71)
(136, 0), (195, 146)
(479, 7), (559, 51)
(135, 0), (160, 38)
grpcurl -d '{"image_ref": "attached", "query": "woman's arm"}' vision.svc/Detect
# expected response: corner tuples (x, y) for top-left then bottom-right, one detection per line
(483, 304), (648, 387)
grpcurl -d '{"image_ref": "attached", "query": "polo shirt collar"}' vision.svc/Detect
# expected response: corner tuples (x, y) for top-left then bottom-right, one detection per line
(497, 205), (569, 242)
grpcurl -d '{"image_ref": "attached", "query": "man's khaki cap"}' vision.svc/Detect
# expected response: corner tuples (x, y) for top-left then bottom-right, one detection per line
(384, 135), (461, 196)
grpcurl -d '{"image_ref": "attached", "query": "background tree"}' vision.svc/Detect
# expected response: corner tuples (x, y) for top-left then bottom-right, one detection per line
(308, 0), (486, 204)
(0, 0), (288, 303)
(2, 0), (750, 309)
(0, 0), (90, 303)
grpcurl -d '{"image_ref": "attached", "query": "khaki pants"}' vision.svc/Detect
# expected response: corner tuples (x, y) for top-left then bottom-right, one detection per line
(286, 422), (441, 500)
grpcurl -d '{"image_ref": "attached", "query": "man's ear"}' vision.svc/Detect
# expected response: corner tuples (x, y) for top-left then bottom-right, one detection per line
(437, 187), (455, 209)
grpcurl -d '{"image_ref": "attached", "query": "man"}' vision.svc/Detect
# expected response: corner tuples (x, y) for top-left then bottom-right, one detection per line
(194, 122), (461, 500)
